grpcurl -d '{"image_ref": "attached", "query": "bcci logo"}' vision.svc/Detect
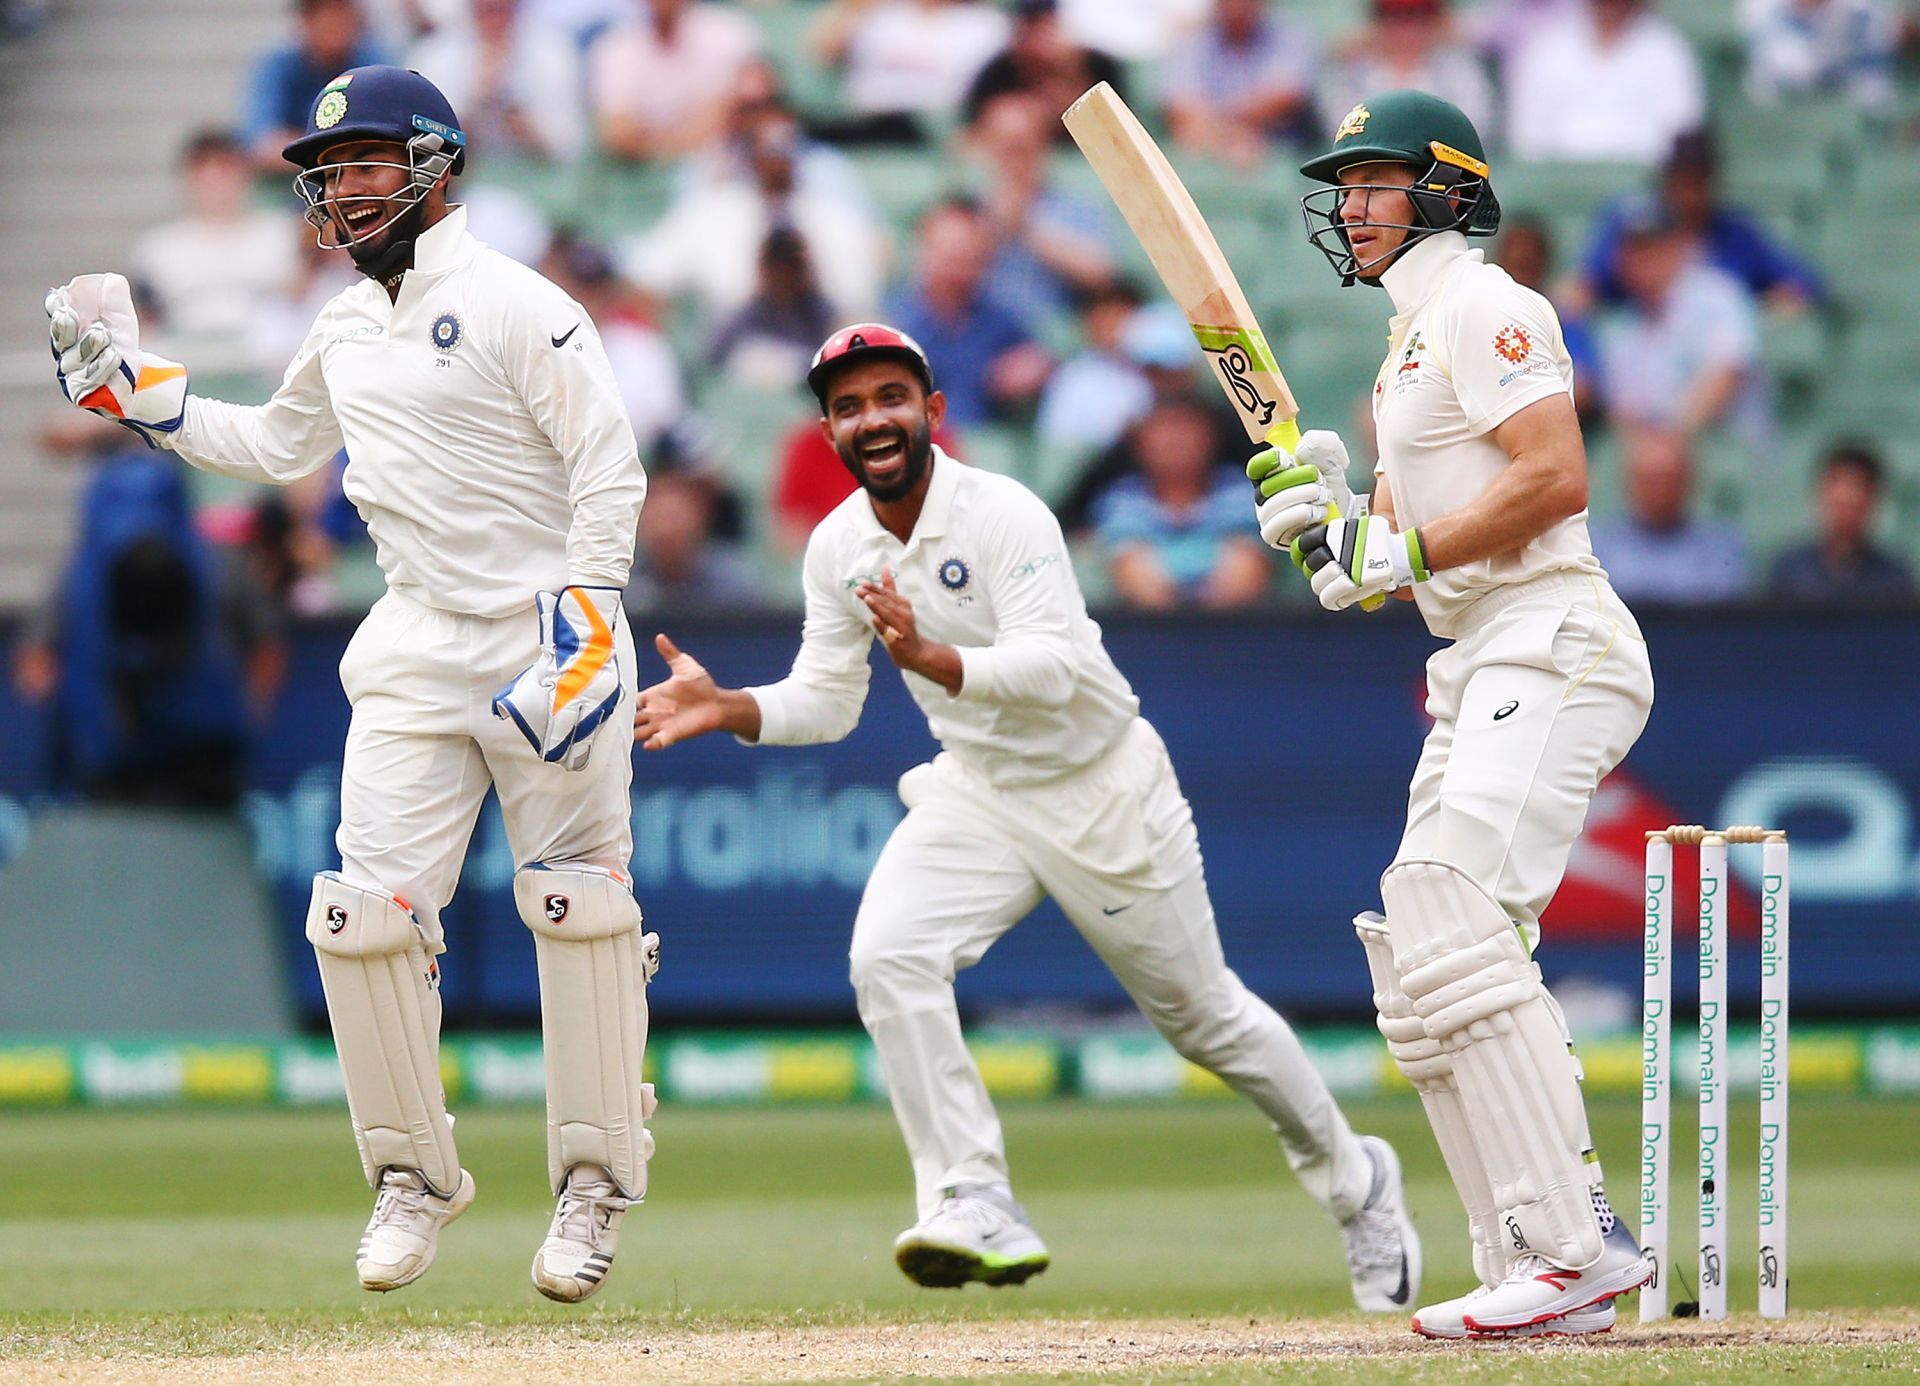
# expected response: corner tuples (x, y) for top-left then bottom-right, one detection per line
(938, 557), (970, 591)
(544, 894), (570, 924)
(431, 312), (463, 353)
(325, 904), (349, 934)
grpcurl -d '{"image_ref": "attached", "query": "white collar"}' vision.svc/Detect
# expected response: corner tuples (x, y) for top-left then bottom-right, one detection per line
(1379, 230), (1475, 321)
(853, 445), (960, 547)
(411, 204), (477, 277)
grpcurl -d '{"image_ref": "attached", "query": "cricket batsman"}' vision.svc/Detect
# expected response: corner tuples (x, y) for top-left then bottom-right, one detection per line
(1247, 91), (1656, 1337)
(44, 66), (657, 1302)
(632, 323), (1419, 1307)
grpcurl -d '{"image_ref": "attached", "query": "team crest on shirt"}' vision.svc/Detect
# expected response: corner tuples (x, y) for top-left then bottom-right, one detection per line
(937, 557), (971, 591)
(430, 311), (463, 352)
(1493, 324), (1531, 365)
(1390, 331), (1428, 395)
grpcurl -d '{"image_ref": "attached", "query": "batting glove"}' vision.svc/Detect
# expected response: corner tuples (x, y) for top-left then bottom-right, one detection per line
(1293, 515), (1430, 611)
(46, 274), (188, 448)
(493, 586), (626, 771)
(1247, 429), (1356, 551)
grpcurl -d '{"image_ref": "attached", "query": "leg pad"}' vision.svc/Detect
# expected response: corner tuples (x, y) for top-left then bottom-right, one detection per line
(516, 864), (659, 1199)
(306, 872), (459, 1195)
(1382, 859), (1603, 1269)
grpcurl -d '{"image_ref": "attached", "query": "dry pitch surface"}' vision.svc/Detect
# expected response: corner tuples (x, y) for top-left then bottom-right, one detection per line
(7, 1313), (1918, 1383)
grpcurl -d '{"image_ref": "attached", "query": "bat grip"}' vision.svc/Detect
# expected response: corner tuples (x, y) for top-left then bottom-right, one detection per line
(1265, 418), (1387, 612)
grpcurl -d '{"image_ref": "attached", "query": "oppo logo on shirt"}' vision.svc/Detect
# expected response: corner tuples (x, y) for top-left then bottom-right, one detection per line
(329, 324), (384, 344)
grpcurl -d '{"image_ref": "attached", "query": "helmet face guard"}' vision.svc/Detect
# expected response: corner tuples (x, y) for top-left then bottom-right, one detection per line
(1300, 141), (1501, 287)
(291, 129), (460, 254)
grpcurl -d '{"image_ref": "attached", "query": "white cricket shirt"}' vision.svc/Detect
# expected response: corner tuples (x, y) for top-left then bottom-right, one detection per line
(748, 450), (1140, 788)
(1370, 231), (1605, 639)
(169, 207), (646, 618)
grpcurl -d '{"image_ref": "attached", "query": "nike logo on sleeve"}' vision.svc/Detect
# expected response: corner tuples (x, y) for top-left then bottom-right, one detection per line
(551, 324), (580, 348)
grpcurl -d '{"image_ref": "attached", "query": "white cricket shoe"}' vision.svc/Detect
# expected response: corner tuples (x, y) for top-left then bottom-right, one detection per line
(357, 1166), (475, 1292)
(1341, 1135), (1422, 1312)
(893, 1182), (1051, 1288)
(1413, 1280), (1617, 1339)
(531, 1163), (631, 1303)
(1460, 1212), (1652, 1333)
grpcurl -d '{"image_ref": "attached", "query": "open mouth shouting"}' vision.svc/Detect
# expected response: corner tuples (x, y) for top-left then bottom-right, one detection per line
(856, 428), (909, 485)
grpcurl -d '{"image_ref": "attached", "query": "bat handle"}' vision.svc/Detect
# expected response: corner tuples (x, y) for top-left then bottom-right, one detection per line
(1264, 418), (1387, 612)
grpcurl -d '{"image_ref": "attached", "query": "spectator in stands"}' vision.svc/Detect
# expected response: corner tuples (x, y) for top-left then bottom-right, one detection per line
(1052, 307), (1231, 532)
(12, 452), (282, 808)
(1574, 133), (1824, 316)
(1595, 206), (1769, 444)
(1318, 0), (1496, 146)
(1767, 442), (1916, 601)
(1060, 0), (1208, 61)
(1742, 0), (1898, 107)
(129, 132), (300, 354)
(710, 227), (841, 391)
(689, 65), (872, 208)
(408, 0), (589, 162)
(1466, 0), (1581, 78)
(623, 112), (889, 328)
(240, 0), (389, 173)
(588, 0), (760, 161)
(1036, 279), (1153, 454)
(1591, 429), (1747, 603)
(1163, 0), (1319, 166)
(544, 231), (685, 456)
(967, 91), (1116, 320)
(885, 199), (1051, 428)
(811, 0), (1010, 144)
(1095, 396), (1271, 610)
(1494, 217), (1601, 419)
(1505, 0), (1705, 164)
(961, 0), (1125, 131)
(624, 468), (766, 612)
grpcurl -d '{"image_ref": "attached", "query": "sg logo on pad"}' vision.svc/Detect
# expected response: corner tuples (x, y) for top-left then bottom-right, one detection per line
(325, 904), (349, 934)
(544, 894), (570, 924)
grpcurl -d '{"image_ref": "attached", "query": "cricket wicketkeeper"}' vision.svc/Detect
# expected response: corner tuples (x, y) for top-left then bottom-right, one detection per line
(1249, 89), (1658, 1337)
(45, 66), (656, 1302)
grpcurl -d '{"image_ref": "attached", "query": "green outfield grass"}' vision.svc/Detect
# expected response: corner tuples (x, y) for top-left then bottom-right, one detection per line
(0, 1093), (1914, 1381)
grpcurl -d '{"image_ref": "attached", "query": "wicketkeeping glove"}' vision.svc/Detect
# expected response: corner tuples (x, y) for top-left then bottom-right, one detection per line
(1246, 429), (1356, 550)
(493, 586), (626, 771)
(46, 273), (188, 448)
(1292, 515), (1430, 612)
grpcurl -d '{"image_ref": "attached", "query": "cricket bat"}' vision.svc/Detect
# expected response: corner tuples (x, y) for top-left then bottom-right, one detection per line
(1062, 82), (1384, 608)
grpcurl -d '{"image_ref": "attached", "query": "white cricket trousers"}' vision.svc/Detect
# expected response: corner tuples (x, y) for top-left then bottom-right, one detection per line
(1394, 573), (1655, 947)
(335, 588), (637, 943)
(851, 716), (1372, 1222)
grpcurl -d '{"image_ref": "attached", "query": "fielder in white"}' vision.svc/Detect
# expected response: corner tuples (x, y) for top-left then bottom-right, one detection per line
(632, 323), (1418, 1305)
(44, 67), (657, 1302)
(1248, 90), (1656, 1337)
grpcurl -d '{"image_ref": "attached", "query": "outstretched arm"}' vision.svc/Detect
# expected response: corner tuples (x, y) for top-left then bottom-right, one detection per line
(633, 634), (764, 749)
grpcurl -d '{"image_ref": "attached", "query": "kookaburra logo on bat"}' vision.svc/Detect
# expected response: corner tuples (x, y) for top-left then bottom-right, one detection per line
(1214, 345), (1276, 427)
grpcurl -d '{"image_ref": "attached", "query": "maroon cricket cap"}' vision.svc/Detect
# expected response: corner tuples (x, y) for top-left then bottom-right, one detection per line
(806, 322), (935, 406)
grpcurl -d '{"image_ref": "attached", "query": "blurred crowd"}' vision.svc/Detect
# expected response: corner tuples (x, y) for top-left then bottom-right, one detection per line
(18, 0), (1920, 786)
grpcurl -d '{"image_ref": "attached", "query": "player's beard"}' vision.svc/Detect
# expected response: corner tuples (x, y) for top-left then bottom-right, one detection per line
(337, 193), (429, 284)
(839, 417), (933, 503)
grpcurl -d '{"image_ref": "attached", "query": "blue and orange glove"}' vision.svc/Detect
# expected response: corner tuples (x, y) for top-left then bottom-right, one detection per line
(494, 586), (625, 770)
(46, 273), (188, 448)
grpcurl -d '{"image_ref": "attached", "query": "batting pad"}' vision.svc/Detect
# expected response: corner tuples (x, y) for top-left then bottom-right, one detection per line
(1355, 911), (1508, 1288)
(305, 872), (461, 1195)
(516, 865), (660, 1199)
(1383, 859), (1605, 1270)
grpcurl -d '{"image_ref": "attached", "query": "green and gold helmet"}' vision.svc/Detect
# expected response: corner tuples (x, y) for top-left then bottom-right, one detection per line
(1299, 89), (1501, 287)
